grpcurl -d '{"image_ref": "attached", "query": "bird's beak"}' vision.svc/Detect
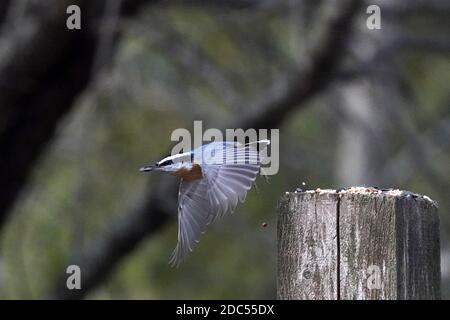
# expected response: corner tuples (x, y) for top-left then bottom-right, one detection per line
(139, 165), (155, 172)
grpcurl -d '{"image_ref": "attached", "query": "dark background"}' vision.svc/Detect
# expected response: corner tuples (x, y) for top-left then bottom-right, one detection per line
(0, 0), (449, 299)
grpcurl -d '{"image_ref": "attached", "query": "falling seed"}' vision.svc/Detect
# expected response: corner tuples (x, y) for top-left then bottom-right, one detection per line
(302, 181), (306, 186)
(315, 188), (321, 193)
(261, 222), (268, 228)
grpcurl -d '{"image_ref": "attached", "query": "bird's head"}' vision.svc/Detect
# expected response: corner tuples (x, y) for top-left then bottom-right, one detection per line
(139, 152), (191, 174)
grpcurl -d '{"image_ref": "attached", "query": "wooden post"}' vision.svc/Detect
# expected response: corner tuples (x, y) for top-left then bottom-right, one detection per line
(277, 187), (441, 300)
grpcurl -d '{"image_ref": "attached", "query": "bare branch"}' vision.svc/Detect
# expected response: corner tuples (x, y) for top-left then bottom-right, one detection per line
(237, 0), (361, 130)
(47, 0), (361, 299)
(49, 182), (177, 299)
(0, 0), (290, 232)
(0, 0), (155, 230)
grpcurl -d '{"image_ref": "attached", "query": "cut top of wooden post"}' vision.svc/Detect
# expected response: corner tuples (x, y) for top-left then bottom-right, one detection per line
(277, 187), (440, 300)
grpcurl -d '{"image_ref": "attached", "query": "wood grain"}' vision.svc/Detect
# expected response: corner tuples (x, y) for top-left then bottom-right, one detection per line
(277, 192), (338, 299)
(277, 188), (441, 300)
(339, 192), (398, 299)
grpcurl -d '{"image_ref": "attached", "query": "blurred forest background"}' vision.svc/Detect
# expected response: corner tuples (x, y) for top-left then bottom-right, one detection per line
(0, 0), (449, 299)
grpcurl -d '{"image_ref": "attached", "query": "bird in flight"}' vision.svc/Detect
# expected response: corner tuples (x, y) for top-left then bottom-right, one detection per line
(140, 140), (270, 266)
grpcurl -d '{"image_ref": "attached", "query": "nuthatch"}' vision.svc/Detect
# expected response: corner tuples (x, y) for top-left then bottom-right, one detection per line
(140, 140), (270, 266)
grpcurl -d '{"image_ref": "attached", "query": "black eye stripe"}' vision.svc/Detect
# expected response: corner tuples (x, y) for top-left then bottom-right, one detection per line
(160, 159), (173, 166)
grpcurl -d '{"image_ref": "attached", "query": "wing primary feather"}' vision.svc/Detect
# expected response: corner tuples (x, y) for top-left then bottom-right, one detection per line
(170, 140), (270, 266)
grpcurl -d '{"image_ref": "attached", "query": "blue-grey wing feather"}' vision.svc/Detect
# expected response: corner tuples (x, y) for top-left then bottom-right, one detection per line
(170, 178), (214, 267)
(170, 140), (269, 266)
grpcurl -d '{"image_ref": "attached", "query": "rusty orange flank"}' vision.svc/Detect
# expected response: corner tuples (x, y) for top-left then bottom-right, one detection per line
(170, 162), (203, 181)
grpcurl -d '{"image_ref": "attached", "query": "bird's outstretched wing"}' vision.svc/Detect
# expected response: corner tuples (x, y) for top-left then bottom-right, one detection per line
(170, 140), (269, 266)
(169, 178), (214, 267)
